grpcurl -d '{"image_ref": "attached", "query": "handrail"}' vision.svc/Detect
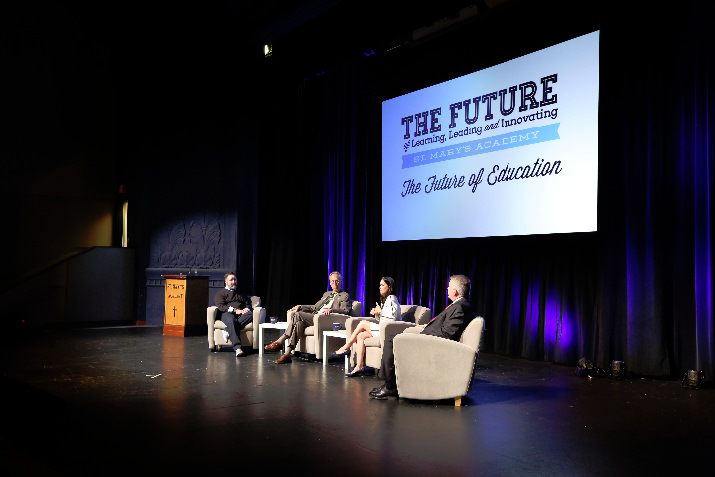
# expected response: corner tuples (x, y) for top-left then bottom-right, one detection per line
(0, 247), (94, 293)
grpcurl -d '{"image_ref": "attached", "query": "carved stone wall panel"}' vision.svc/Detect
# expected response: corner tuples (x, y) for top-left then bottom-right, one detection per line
(141, 177), (239, 325)
(151, 213), (224, 270)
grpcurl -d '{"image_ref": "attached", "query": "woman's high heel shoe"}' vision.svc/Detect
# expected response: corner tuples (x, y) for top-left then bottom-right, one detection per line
(345, 367), (366, 377)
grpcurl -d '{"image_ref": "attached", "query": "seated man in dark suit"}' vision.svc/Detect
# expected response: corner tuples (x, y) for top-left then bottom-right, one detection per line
(265, 271), (351, 364)
(215, 272), (253, 357)
(370, 274), (474, 400)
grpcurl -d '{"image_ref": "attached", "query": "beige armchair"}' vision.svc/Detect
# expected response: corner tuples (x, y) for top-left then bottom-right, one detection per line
(345, 304), (432, 371)
(207, 296), (266, 351)
(393, 316), (485, 406)
(295, 301), (362, 360)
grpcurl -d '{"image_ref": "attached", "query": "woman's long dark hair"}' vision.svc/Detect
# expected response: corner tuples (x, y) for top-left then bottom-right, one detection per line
(379, 276), (397, 307)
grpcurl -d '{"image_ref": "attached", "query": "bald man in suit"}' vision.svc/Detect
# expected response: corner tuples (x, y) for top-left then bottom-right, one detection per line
(370, 274), (475, 400)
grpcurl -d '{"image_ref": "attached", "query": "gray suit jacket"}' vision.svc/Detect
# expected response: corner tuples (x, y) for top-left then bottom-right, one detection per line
(300, 290), (351, 315)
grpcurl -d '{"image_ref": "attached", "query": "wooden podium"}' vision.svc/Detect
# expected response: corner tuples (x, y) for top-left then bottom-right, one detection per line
(161, 275), (209, 336)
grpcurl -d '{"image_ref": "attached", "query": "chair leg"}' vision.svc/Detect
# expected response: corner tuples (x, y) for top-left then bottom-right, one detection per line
(454, 397), (462, 407)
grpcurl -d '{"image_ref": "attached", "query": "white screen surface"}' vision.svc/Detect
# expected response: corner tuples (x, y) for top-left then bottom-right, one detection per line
(381, 31), (599, 241)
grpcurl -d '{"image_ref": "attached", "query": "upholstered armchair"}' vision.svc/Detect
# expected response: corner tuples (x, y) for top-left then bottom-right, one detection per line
(345, 304), (432, 371)
(207, 296), (266, 351)
(393, 316), (485, 406)
(295, 301), (362, 360)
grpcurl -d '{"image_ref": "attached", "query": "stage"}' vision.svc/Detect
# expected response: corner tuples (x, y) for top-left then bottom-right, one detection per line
(2, 326), (712, 476)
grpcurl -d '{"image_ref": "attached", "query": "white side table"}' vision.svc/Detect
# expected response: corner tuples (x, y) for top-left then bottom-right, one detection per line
(259, 322), (289, 356)
(323, 329), (348, 370)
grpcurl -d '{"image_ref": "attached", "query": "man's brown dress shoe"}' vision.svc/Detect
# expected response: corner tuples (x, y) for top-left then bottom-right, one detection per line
(275, 352), (292, 364)
(265, 340), (283, 351)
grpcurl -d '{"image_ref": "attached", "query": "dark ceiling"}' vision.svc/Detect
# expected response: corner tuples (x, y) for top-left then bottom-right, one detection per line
(43, 0), (502, 77)
(226, 0), (491, 43)
(6, 0), (580, 150)
(96, 1), (502, 63)
(223, 0), (509, 80)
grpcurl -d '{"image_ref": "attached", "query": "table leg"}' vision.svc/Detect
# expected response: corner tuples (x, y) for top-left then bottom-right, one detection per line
(259, 325), (264, 356)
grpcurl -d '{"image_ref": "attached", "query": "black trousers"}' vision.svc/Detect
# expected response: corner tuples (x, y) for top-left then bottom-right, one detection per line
(381, 334), (398, 390)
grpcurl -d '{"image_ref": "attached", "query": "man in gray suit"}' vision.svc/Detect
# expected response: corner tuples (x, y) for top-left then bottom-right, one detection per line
(266, 271), (351, 364)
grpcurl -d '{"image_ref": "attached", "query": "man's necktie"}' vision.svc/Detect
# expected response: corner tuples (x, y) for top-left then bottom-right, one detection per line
(426, 302), (452, 325)
(315, 292), (336, 314)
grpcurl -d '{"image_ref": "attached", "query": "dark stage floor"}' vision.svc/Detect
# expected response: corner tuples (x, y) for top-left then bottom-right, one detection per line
(1, 326), (713, 476)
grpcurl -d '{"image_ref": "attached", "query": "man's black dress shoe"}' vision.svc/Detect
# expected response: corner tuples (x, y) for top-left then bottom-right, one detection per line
(371, 386), (399, 400)
(369, 384), (386, 396)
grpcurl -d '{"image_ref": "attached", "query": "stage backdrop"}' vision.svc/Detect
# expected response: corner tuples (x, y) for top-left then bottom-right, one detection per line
(256, 0), (713, 379)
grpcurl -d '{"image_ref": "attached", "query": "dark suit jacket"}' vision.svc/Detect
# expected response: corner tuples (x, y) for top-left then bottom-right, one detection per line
(421, 297), (474, 341)
(300, 290), (351, 315)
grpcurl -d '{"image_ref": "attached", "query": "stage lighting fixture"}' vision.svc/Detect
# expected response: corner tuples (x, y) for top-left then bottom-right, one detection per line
(575, 357), (609, 378)
(610, 360), (626, 379)
(682, 370), (704, 390)
(575, 357), (594, 378)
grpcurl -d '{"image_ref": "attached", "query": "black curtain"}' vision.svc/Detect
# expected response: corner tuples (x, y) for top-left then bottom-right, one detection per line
(257, 0), (714, 378)
(257, 55), (378, 314)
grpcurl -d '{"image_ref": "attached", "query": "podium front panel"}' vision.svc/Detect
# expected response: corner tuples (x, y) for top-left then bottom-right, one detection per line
(161, 275), (209, 336)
